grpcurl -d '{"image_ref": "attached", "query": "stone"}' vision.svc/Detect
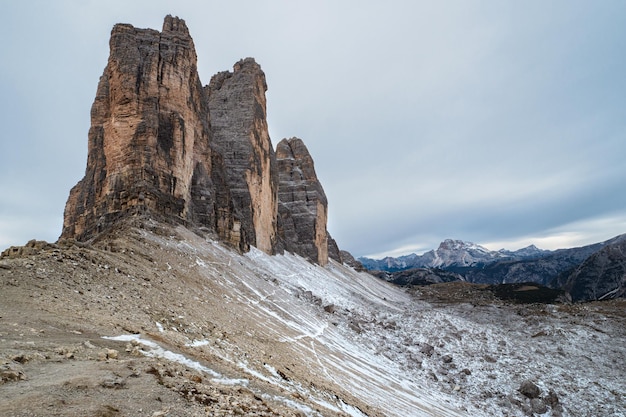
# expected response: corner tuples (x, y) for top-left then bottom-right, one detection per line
(339, 250), (365, 271)
(420, 343), (435, 357)
(101, 375), (126, 389)
(207, 58), (279, 254)
(60, 15), (342, 264)
(545, 388), (559, 408)
(518, 380), (541, 398)
(61, 15), (217, 242)
(276, 137), (330, 265)
(1, 240), (57, 259)
(0, 364), (26, 383)
(530, 397), (548, 414)
(327, 236), (343, 263)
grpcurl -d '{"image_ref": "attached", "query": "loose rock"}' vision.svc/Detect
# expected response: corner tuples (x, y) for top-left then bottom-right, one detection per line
(519, 380), (541, 398)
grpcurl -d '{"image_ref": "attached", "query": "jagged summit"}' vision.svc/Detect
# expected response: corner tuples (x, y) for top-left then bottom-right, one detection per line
(359, 238), (551, 271)
(162, 14), (191, 35)
(207, 56), (277, 254)
(276, 138), (333, 265)
(61, 15), (338, 265)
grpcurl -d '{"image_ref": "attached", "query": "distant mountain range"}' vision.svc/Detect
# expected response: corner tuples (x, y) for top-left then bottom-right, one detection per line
(359, 239), (550, 271)
(360, 236), (626, 302)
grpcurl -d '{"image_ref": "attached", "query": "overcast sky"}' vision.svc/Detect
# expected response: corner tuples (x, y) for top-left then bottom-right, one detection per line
(1, 1), (625, 258)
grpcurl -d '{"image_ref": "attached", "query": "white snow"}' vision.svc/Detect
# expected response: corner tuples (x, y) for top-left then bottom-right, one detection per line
(103, 334), (247, 385)
(138, 227), (626, 417)
(185, 339), (210, 347)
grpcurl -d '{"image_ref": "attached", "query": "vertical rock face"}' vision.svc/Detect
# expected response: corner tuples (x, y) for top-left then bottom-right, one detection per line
(207, 58), (279, 254)
(62, 15), (344, 265)
(62, 16), (216, 240)
(276, 138), (331, 265)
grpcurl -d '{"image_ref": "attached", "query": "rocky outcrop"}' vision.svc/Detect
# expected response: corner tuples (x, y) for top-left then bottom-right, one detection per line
(339, 250), (364, 271)
(276, 138), (329, 265)
(207, 59), (278, 254)
(1, 240), (57, 259)
(373, 268), (463, 286)
(61, 16), (340, 263)
(61, 16), (220, 241)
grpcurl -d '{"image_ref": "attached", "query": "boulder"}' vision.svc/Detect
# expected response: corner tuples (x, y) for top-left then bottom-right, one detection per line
(518, 380), (541, 399)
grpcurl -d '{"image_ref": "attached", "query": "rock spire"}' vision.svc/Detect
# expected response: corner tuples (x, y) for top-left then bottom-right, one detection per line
(207, 58), (278, 254)
(276, 138), (330, 265)
(61, 15), (340, 266)
(62, 16), (217, 240)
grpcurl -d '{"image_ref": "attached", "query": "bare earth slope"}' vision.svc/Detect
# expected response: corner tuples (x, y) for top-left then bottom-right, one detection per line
(1, 221), (625, 416)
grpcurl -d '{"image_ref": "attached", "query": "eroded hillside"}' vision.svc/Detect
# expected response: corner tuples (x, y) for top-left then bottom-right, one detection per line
(1, 220), (624, 416)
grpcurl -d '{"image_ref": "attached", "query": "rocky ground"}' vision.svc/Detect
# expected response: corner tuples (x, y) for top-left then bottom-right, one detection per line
(1, 220), (625, 416)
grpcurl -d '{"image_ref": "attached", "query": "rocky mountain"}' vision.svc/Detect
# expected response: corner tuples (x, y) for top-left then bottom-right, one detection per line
(359, 239), (549, 271)
(554, 235), (626, 302)
(498, 244), (550, 259)
(362, 237), (626, 301)
(61, 15), (337, 265)
(2, 14), (626, 417)
(372, 268), (464, 287)
(206, 57), (278, 254)
(460, 241), (606, 286)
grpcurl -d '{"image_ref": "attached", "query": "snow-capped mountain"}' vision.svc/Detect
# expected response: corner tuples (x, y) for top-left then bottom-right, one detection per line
(359, 239), (550, 271)
(426, 239), (502, 268)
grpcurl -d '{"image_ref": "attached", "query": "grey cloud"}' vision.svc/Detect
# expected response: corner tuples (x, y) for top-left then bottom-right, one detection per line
(1, 1), (624, 258)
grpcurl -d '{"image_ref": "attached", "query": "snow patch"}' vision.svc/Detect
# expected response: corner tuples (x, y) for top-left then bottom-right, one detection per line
(103, 334), (247, 386)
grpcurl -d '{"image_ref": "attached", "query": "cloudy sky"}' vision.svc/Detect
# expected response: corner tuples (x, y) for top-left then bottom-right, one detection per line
(1, 1), (625, 258)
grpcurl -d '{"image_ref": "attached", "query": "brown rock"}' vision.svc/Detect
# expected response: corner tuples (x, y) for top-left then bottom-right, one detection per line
(1, 240), (57, 259)
(276, 138), (330, 265)
(60, 15), (341, 263)
(62, 16), (218, 242)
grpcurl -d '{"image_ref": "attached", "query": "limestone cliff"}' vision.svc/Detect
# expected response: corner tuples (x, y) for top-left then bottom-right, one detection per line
(62, 15), (342, 264)
(276, 138), (333, 265)
(62, 16), (221, 241)
(207, 59), (279, 254)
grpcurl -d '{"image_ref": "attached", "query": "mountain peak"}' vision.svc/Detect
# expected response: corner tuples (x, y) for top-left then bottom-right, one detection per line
(360, 238), (549, 271)
(61, 16), (339, 265)
(162, 15), (190, 35)
(438, 239), (488, 252)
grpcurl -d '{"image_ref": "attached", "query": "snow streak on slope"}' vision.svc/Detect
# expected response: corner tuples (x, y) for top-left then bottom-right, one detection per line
(144, 227), (464, 416)
(141, 226), (625, 417)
